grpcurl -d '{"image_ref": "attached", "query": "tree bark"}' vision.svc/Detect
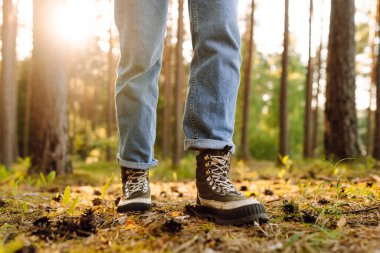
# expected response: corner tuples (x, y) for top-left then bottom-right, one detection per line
(374, 0), (380, 160)
(28, 0), (72, 175)
(106, 25), (114, 161)
(325, 0), (361, 160)
(312, 45), (322, 156)
(303, 0), (314, 158)
(312, 0), (324, 157)
(241, 0), (255, 161)
(23, 60), (33, 157)
(0, 0), (18, 169)
(174, 0), (184, 167)
(279, 0), (289, 159)
(366, 0), (378, 156)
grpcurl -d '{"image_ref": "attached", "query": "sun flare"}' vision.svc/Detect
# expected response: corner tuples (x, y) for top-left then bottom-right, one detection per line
(51, 0), (96, 44)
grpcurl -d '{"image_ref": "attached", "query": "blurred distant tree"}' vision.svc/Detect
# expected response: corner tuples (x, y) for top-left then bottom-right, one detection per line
(241, 0), (255, 160)
(106, 24), (115, 161)
(28, 0), (72, 175)
(325, 0), (360, 159)
(374, 0), (380, 160)
(303, 0), (313, 158)
(23, 59), (33, 158)
(366, 0), (378, 156)
(174, 0), (184, 167)
(279, 0), (289, 160)
(312, 0), (324, 157)
(311, 45), (322, 156)
(0, 0), (18, 169)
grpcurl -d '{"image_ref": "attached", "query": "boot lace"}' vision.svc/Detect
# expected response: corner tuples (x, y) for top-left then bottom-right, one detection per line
(204, 154), (240, 196)
(125, 169), (149, 197)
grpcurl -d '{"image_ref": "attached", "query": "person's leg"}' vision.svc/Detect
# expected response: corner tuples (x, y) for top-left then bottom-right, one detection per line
(114, 0), (168, 170)
(114, 0), (168, 212)
(184, 0), (241, 154)
(185, 0), (268, 225)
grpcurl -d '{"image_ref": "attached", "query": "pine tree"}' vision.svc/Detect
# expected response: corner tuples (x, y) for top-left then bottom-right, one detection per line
(28, 0), (72, 174)
(325, 0), (360, 159)
(279, 0), (289, 160)
(0, 0), (18, 168)
(241, 0), (255, 160)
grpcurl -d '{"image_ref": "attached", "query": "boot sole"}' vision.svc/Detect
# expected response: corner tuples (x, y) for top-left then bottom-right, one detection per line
(117, 203), (152, 213)
(194, 203), (269, 225)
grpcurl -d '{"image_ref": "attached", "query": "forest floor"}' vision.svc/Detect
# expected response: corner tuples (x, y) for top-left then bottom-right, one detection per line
(0, 158), (380, 253)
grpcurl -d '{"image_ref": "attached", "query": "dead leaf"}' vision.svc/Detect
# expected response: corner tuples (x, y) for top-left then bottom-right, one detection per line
(337, 216), (347, 228)
(125, 219), (136, 230)
(170, 211), (182, 217)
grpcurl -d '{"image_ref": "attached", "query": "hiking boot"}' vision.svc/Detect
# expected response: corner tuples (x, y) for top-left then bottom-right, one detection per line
(117, 167), (152, 213)
(195, 146), (268, 225)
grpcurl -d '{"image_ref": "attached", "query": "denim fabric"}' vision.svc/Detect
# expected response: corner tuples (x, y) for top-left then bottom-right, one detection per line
(114, 0), (241, 170)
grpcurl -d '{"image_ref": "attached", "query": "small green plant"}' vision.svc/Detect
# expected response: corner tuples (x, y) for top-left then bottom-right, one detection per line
(60, 185), (79, 214)
(40, 173), (47, 185)
(0, 240), (24, 253)
(67, 197), (79, 214)
(62, 186), (71, 206)
(286, 232), (305, 248)
(101, 173), (114, 200)
(9, 179), (19, 196)
(321, 158), (355, 177)
(0, 165), (12, 182)
(277, 154), (292, 178)
(47, 171), (56, 183)
(37, 171), (55, 188)
(35, 178), (42, 189)
(22, 202), (28, 213)
(25, 177), (36, 186)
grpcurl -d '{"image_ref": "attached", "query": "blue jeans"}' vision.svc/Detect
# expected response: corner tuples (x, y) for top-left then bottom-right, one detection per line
(114, 0), (241, 169)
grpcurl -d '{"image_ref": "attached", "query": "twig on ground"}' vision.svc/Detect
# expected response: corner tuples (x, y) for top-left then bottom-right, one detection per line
(173, 235), (199, 253)
(265, 197), (283, 204)
(254, 221), (268, 237)
(342, 205), (380, 214)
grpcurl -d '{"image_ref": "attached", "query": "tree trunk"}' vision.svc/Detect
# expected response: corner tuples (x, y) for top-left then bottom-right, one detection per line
(0, 0), (18, 169)
(23, 60), (33, 157)
(325, 0), (361, 160)
(312, 0), (324, 157)
(70, 77), (78, 154)
(28, 0), (72, 175)
(374, 67), (380, 159)
(162, 25), (172, 159)
(279, 0), (289, 160)
(374, 0), (380, 160)
(312, 45), (322, 156)
(368, 0), (380, 156)
(173, 0), (184, 167)
(241, 0), (255, 161)
(303, 0), (314, 158)
(106, 25), (114, 161)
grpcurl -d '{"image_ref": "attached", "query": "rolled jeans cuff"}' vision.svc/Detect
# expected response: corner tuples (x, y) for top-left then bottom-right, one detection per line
(116, 153), (158, 170)
(184, 138), (236, 154)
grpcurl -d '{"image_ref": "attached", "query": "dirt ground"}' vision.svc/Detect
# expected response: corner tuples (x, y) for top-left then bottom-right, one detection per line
(0, 161), (379, 253)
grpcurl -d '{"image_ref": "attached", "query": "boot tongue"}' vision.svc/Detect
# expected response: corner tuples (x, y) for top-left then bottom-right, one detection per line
(196, 145), (232, 166)
(197, 145), (232, 162)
